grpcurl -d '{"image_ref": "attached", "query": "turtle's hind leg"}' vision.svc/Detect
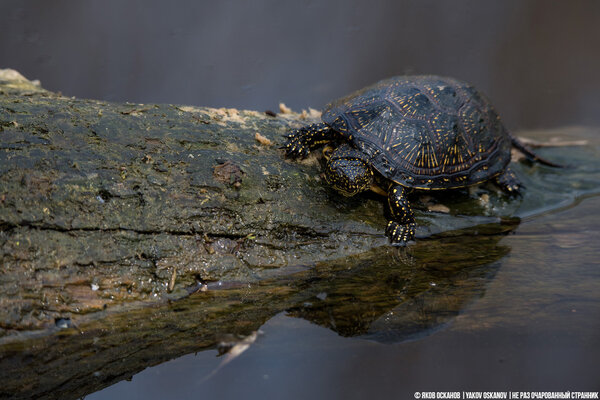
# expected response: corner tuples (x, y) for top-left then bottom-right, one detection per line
(283, 123), (335, 158)
(495, 166), (522, 196)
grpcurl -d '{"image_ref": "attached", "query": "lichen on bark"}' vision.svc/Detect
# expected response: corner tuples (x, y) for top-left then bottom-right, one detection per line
(1, 69), (392, 335)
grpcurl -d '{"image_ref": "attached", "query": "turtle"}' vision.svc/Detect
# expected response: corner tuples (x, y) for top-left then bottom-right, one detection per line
(283, 75), (561, 245)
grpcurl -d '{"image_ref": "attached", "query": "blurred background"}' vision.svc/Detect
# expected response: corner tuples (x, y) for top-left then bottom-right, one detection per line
(1, 0), (599, 129)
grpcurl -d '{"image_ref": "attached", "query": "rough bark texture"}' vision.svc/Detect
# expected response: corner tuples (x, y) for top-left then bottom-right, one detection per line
(0, 69), (396, 337)
(3, 69), (592, 400)
(0, 69), (529, 339)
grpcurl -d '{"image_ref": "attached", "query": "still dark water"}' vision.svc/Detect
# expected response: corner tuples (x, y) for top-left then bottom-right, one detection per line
(1, 1), (599, 399)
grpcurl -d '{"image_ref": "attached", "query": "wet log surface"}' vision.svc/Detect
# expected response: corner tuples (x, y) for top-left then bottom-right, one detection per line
(0, 69), (391, 336)
(2, 69), (520, 339)
(0, 70), (513, 399)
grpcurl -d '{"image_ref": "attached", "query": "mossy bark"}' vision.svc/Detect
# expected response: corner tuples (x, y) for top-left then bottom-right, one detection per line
(0, 69), (541, 399)
(0, 69), (394, 336)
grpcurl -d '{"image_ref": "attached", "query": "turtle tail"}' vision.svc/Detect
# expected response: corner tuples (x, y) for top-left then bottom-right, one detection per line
(510, 134), (564, 168)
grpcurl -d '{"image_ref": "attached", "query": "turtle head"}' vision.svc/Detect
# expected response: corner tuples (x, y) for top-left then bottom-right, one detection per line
(323, 144), (373, 197)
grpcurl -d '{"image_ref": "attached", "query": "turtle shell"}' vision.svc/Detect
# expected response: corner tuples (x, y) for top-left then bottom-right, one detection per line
(321, 76), (512, 190)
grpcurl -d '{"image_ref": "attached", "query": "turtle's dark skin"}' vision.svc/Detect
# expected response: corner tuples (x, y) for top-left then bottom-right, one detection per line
(283, 75), (560, 245)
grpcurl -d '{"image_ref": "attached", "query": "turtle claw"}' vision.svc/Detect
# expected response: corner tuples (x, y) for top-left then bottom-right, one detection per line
(495, 166), (523, 197)
(386, 221), (416, 246)
(282, 123), (333, 159)
(282, 132), (311, 159)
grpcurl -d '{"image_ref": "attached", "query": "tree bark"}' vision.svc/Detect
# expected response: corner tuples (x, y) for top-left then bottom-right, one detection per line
(0, 69), (526, 399)
(0, 69), (390, 336)
(0, 69), (521, 337)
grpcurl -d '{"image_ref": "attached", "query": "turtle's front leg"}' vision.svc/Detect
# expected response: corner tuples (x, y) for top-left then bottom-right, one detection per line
(385, 184), (416, 245)
(283, 123), (334, 158)
(495, 166), (522, 196)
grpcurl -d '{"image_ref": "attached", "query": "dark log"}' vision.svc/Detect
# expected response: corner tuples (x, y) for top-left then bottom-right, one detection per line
(0, 69), (528, 398)
(1, 69), (513, 338)
(0, 68), (383, 334)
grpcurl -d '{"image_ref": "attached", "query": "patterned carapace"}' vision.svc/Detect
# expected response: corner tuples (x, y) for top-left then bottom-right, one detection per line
(321, 75), (511, 190)
(283, 75), (560, 245)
